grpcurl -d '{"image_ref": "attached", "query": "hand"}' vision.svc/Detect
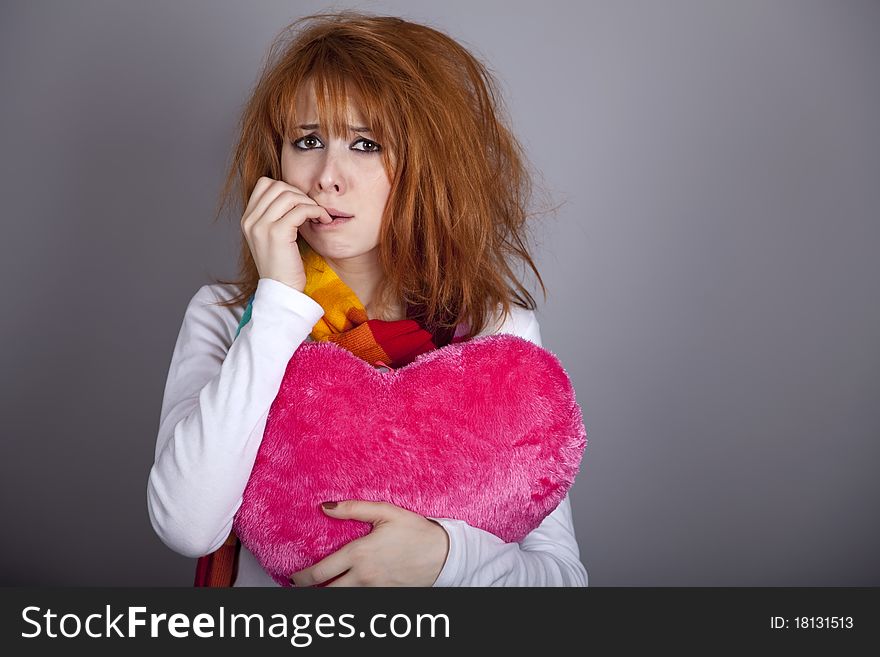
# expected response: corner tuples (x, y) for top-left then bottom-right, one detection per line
(289, 501), (450, 587)
(240, 176), (334, 292)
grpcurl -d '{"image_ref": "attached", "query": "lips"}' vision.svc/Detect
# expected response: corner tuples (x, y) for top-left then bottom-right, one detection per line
(323, 207), (353, 218)
(310, 214), (352, 227)
(308, 205), (354, 225)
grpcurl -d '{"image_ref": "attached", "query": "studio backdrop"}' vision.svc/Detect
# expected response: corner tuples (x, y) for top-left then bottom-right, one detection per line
(0, 0), (878, 585)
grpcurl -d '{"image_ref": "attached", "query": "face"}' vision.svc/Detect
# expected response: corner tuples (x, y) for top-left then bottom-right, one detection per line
(281, 84), (392, 263)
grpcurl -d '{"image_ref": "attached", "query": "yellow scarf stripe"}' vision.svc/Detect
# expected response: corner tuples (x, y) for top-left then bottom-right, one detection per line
(300, 242), (366, 340)
(298, 242), (392, 364)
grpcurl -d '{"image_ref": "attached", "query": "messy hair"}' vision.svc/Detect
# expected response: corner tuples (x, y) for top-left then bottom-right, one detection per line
(212, 11), (551, 340)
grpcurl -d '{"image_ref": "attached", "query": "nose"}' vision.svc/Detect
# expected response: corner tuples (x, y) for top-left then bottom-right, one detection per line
(316, 150), (345, 194)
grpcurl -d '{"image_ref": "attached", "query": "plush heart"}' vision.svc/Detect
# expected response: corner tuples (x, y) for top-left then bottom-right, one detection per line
(232, 333), (587, 586)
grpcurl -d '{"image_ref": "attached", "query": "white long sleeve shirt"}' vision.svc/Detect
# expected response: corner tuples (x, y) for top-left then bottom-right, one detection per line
(147, 277), (588, 586)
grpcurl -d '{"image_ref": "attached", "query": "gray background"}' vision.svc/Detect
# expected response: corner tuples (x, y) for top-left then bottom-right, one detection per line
(1, 0), (877, 586)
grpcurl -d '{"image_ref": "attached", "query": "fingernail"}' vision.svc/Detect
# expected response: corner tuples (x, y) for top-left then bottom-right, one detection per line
(322, 501), (338, 509)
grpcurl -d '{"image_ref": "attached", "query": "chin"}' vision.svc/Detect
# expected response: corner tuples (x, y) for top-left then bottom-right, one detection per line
(305, 238), (378, 262)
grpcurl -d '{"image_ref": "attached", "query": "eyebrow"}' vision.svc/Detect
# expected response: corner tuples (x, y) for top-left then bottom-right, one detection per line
(296, 123), (372, 133)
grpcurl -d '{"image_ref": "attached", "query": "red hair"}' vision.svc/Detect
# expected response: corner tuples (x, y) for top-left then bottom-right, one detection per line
(212, 11), (552, 338)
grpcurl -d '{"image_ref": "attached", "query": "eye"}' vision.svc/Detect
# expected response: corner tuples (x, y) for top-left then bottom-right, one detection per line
(292, 134), (324, 150)
(352, 138), (381, 153)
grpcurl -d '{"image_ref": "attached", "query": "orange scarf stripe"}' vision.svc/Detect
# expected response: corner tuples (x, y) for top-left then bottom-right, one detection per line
(297, 241), (430, 367)
(328, 324), (390, 365)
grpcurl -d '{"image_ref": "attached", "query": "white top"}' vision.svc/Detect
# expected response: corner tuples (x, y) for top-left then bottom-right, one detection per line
(147, 277), (588, 586)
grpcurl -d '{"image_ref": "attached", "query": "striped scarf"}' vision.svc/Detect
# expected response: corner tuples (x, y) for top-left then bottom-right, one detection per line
(194, 241), (459, 586)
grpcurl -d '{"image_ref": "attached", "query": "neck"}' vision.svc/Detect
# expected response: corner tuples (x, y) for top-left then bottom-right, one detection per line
(323, 249), (385, 314)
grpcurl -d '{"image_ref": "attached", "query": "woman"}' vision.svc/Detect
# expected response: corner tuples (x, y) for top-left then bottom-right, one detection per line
(147, 11), (588, 587)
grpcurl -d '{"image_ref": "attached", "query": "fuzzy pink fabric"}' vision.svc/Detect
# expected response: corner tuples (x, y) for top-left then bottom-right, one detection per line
(232, 333), (587, 586)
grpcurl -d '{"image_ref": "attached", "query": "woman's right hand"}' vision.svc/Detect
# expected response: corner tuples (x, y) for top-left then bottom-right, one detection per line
(240, 176), (334, 292)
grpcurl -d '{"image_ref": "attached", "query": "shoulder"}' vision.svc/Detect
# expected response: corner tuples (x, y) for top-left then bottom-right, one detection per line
(180, 283), (246, 347)
(186, 283), (244, 315)
(191, 282), (242, 304)
(475, 304), (542, 348)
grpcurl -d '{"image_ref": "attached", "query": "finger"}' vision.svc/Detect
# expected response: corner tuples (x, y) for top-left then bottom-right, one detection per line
(322, 500), (399, 525)
(263, 193), (332, 231)
(242, 176), (275, 219)
(244, 184), (316, 231)
(244, 187), (307, 231)
(290, 546), (354, 588)
(323, 571), (361, 587)
(243, 177), (306, 227)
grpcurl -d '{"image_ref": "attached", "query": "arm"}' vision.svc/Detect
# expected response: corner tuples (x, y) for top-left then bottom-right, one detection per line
(146, 278), (324, 558)
(430, 310), (589, 586)
(429, 494), (588, 586)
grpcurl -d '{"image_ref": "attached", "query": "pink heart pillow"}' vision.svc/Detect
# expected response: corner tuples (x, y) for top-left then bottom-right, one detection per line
(233, 334), (587, 586)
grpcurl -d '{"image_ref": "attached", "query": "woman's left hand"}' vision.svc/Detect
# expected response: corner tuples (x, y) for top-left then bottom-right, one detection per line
(289, 501), (450, 587)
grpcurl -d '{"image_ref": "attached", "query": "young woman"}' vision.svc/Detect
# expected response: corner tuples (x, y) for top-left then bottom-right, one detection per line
(147, 11), (588, 587)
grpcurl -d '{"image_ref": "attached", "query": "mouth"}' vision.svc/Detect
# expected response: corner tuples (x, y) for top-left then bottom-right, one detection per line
(310, 214), (354, 227)
(308, 205), (354, 227)
(324, 207), (353, 218)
